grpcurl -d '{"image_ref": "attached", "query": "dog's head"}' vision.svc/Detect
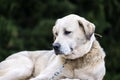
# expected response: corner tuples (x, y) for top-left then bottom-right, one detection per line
(52, 14), (95, 59)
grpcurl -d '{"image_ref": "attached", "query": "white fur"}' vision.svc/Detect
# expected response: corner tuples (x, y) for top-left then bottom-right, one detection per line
(0, 14), (105, 80)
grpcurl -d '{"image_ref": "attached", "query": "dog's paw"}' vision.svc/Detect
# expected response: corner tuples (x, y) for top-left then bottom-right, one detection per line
(29, 77), (48, 80)
(60, 78), (80, 80)
(29, 78), (45, 80)
(29, 78), (37, 80)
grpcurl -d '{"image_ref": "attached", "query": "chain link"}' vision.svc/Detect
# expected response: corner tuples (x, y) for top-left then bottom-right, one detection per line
(49, 60), (67, 80)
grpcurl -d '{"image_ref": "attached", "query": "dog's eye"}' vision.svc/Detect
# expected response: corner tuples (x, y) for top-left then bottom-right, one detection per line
(55, 32), (58, 36)
(64, 31), (72, 35)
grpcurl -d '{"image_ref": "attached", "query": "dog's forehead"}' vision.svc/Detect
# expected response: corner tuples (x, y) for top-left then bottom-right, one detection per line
(54, 18), (79, 31)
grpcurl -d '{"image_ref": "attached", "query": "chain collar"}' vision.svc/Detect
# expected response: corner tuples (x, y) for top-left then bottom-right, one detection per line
(49, 60), (68, 80)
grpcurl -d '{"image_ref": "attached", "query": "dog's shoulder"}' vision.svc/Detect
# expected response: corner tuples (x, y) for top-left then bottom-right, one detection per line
(83, 40), (105, 65)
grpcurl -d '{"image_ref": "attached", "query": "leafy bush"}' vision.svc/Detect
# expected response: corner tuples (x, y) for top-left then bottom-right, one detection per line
(0, 0), (120, 79)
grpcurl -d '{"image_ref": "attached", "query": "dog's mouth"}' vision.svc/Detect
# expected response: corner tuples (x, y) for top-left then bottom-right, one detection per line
(54, 47), (73, 55)
(54, 50), (63, 55)
(70, 47), (73, 51)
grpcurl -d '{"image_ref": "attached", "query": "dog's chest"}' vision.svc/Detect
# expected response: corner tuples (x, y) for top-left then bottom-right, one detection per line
(66, 59), (94, 79)
(74, 68), (94, 80)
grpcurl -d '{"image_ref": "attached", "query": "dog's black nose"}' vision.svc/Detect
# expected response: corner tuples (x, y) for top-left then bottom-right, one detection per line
(53, 43), (61, 50)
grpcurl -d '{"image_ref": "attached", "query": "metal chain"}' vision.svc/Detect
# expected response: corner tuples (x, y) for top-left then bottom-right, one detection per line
(49, 60), (68, 80)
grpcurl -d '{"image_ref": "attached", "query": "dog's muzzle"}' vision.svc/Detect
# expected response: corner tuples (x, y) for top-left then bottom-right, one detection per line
(53, 43), (62, 55)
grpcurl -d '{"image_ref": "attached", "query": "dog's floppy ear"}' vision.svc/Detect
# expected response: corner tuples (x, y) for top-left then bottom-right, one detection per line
(78, 19), (95, 40)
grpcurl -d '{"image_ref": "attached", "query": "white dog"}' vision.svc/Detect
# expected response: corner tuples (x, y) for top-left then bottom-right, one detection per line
(0, 14), (106, 80)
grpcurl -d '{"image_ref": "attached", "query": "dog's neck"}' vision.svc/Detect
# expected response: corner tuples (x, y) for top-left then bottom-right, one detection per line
(50, 40), (105, 79)
(65, 40), (105, 68)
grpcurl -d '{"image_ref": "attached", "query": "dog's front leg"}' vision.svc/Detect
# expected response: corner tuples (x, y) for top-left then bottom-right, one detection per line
(29, 75), (48, 80)
(30, 56), (66, 80)
(29, 67), (62, 80)
(60, 78), (79, 80)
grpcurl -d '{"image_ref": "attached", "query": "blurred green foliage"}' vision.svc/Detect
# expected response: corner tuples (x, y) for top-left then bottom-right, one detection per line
(0, 0), (120, 79)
